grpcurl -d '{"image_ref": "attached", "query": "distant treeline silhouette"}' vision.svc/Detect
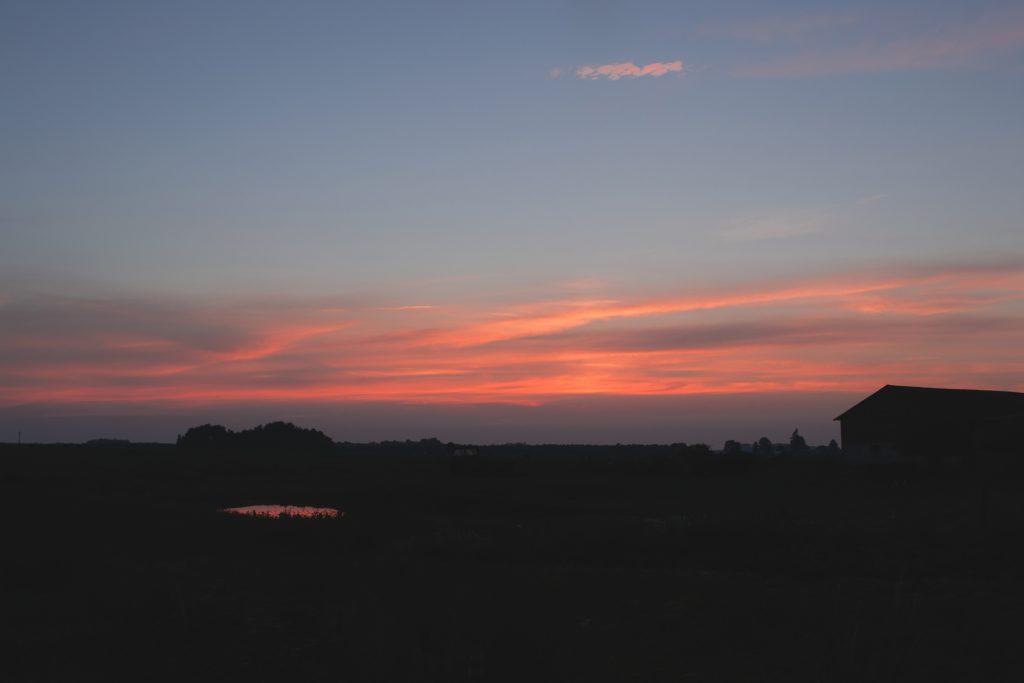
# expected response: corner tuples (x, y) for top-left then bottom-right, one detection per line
(166, 422), (853, 478)
(177, 421), (334, 453)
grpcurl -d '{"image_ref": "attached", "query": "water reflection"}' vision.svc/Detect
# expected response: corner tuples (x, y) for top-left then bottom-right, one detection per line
(220, 505), (341, 519)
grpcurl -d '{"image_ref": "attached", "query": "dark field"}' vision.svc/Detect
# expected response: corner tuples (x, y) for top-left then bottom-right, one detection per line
(2, 443), (1023, 682)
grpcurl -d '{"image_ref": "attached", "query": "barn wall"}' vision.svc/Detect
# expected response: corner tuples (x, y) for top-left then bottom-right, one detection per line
(840, 415), (910, 464)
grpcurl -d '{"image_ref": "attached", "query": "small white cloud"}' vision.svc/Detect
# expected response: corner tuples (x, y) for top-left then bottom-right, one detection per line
(857, 193), (888, 205)
(561, 277), (609, 292)
(718, 210), (828, 242)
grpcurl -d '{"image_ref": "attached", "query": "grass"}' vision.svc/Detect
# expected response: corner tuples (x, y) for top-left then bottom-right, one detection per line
(1, 443), (1022, 681)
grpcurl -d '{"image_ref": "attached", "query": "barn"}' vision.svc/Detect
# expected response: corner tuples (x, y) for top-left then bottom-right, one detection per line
(834, 385), (1024, 466)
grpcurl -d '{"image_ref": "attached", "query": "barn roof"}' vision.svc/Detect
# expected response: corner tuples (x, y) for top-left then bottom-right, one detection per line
(834, 385), (1024, 422)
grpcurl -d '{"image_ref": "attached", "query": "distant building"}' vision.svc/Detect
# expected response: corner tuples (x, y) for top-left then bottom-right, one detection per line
(835, 385), (1024, 466)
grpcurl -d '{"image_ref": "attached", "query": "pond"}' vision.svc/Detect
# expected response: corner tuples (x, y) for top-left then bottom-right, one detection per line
(219, 505), (341, 519)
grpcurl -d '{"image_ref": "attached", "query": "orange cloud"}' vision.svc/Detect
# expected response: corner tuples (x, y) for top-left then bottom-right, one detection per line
(410, 263), (1024, 349)
(2, 260), (1022, 410)
(574, 61), (684, 80)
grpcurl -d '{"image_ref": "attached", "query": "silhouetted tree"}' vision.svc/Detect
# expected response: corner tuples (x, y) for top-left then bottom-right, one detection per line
(177, 424), (234, 449)
(827, 439), (841, 454)
(756, 436), (773, 456)
(177, 421), (334, 453)
(723, 439), (743, 455)
(790, 429), (808, 453)
(236, 421), (334, 453)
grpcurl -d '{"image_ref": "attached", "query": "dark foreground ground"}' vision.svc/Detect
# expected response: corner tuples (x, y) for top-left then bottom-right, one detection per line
(2, 442), (1023, 682)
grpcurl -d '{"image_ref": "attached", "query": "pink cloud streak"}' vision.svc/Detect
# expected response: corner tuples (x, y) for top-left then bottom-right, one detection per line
(701, 13), (858, 41)
(572, 61), (684, 80)
(734, 9), (1024, 77)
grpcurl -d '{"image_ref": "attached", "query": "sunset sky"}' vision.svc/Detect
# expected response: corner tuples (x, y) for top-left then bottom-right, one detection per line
(2, 1), (1023, 445)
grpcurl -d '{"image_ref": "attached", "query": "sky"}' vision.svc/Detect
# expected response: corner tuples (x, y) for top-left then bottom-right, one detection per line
(2, 0), (1023, 445)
